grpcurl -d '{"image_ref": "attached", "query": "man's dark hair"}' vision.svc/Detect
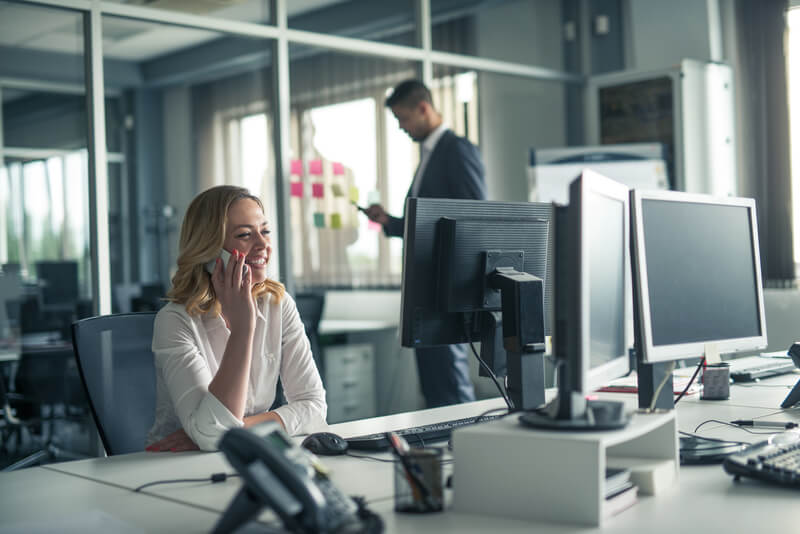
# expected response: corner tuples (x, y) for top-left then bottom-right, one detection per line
(385, 79), (433, 109)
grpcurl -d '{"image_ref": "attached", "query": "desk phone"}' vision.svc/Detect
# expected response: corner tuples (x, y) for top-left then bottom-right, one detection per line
(214, 422), (381, 534)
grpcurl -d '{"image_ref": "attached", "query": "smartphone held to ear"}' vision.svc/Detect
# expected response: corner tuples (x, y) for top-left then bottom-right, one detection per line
(206, 249), (231, 275)
(206, 249), (250, 276)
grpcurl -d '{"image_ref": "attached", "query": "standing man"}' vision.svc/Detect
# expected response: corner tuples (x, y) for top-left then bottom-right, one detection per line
(365, 79), (487, 408)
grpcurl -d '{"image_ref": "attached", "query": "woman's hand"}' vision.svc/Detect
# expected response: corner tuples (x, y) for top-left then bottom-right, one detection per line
(145, 428), (199, 452)
(211, 248), (256, 332)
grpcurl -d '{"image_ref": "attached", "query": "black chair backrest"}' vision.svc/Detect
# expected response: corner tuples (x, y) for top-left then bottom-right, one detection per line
(71, 312), (157, 455)
(294, 293), (325, 365)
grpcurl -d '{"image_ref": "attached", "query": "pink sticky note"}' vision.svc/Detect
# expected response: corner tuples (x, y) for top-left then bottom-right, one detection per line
(311, 183), (324, 198)
(290, 159), (303, 176)
(309, 160), (323, 176)
(368, 220), (382, 231)
(290, 182), (303, 198)
(332, 162), (345, 175)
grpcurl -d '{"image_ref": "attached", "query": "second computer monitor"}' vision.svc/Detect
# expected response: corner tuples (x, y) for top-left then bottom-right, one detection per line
(555, 169), (632, 395)
(630, 190), (767, 363)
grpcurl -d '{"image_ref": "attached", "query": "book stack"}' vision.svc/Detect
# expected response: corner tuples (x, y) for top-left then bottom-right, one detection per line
(603, 467), (638, 519)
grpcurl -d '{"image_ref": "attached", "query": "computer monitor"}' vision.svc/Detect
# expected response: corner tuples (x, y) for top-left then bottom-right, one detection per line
(35, 261), (79, 312)
(631, 191), (767, 361)
(400, 198), (553, 410)
(630, 190), (767, 408)
(520, 169), (632, 430)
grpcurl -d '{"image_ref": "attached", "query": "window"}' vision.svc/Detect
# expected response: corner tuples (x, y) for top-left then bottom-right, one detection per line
(1, 152), (89, 290)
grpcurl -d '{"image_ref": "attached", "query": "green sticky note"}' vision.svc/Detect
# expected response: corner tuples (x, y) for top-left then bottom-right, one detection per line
(330, 213), (342, 229)
(331, 183), (345, 197)
(349, 186), (359, 204)
(313, 212), (325, 228)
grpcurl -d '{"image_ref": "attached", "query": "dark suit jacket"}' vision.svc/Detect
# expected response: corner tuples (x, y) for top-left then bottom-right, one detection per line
(384, 129), (487, 237)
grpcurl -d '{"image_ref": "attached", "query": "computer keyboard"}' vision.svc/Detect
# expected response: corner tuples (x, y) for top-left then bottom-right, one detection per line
(345, 413), (506, 451)
(723, 431), (800, 487)
(728, 356), (796, 382)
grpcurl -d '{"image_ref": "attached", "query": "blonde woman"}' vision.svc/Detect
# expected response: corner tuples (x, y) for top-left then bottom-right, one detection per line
(146, 186), (326, 452)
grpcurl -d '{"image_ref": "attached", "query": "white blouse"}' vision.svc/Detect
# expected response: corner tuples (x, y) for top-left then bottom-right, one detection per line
(147, 293), (327, 451)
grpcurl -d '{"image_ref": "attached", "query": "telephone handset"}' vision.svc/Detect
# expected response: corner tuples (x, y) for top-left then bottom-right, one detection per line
(213, 422), (380, 534)
(781, 343), (800, 408)
(206, 249), (248, 277)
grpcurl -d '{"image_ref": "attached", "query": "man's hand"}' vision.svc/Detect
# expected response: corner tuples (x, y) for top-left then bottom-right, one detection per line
(146, 428), (199, 452)
(364, 204), (389, 226)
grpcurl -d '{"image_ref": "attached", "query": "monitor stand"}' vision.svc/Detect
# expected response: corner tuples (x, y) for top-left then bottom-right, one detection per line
(518, 392), (631, 430)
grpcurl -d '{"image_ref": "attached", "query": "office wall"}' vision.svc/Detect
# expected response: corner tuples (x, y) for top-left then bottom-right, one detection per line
(475, 0), (566, 202)
(624, 0), (714, 70)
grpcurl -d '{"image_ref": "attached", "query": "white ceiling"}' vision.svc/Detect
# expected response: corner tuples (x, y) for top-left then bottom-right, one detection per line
(0, 0), (346, 62)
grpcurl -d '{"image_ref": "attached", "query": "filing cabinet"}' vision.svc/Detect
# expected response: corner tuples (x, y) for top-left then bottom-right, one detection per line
(324, 343), (376, 423)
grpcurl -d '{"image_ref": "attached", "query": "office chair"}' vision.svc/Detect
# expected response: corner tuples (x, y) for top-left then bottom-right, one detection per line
(0, 368), (46, 470)
(71, 312), (157, 456)
(4, 343), (88, 471)
(294, 292), (326, 368)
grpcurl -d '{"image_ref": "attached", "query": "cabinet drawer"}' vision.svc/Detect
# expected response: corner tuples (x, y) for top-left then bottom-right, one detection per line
(324, 344), (374, 381)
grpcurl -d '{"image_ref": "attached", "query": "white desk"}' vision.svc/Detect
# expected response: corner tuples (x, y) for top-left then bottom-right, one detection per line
(2, 382), (799, 533)
(318, 319), (396, 336)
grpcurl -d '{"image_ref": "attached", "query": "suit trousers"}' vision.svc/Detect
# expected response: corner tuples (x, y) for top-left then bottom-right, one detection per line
(414, 344), (476, 408)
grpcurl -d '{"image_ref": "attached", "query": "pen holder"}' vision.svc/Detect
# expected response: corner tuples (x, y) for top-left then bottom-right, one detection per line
(701, 362), (730, 400)
(394, 447), (444, 513)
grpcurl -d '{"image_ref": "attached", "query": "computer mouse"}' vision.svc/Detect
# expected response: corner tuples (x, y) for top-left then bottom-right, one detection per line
(301, 432), (349, 456)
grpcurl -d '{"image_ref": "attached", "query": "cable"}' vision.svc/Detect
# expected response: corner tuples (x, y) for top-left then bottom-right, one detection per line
(345, 452), (397, 463)
(648, 361), (676, 412)
(473, 406), (511, 424)
(462, 315), (514, 410)
(674, 357), (705, 405)
(133, 472), (239, 492)
(694, 419), (779, 435)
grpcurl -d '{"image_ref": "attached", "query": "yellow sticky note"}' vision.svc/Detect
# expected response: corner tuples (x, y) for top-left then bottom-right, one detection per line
(330, 213), (342, 229)
(349, 186), (359, 204)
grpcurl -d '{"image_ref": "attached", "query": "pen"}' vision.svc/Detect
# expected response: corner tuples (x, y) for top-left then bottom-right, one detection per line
(731, 420), (799, 429)
(351, 201), (368, 213)
(385, 432), (438, 511)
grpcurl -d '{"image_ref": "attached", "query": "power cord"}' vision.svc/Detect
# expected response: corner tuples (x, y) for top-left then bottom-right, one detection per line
(648, 361), (676, 412)
(694, 419), (782, 435)
(674, 357), (705, 405)
(133, 472), (239, 492)
(463, 315), (514, 410)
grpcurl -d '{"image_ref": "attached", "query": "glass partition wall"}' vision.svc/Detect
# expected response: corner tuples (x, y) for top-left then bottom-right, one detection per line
(0, 0), (583, 461)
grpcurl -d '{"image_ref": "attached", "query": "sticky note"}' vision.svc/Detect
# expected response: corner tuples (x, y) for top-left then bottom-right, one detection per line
(349, 186), (359, 204)
(312, 183), (324, 198)
(369, 220), (382, 231)
(367, 191), (381, 205)
(331, 183), (345, 197)
(290, 159), (303, 176)
(290, 182), (303, 198)
(309, 159), (323, 176)
(313, 212), (325, 228)
(332, 162), (345, 175)
(330, 213), (342, 229)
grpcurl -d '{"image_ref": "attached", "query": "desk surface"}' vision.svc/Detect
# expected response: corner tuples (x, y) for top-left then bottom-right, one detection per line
(319, 319), (396, 335)
(3, 377), (800, 533)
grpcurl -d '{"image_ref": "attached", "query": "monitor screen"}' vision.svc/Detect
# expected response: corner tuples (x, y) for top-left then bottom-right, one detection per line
(631, 191), (767, 363)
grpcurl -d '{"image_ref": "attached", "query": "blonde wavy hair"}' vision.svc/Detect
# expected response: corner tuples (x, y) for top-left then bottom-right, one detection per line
(167, 185), (284, 316)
